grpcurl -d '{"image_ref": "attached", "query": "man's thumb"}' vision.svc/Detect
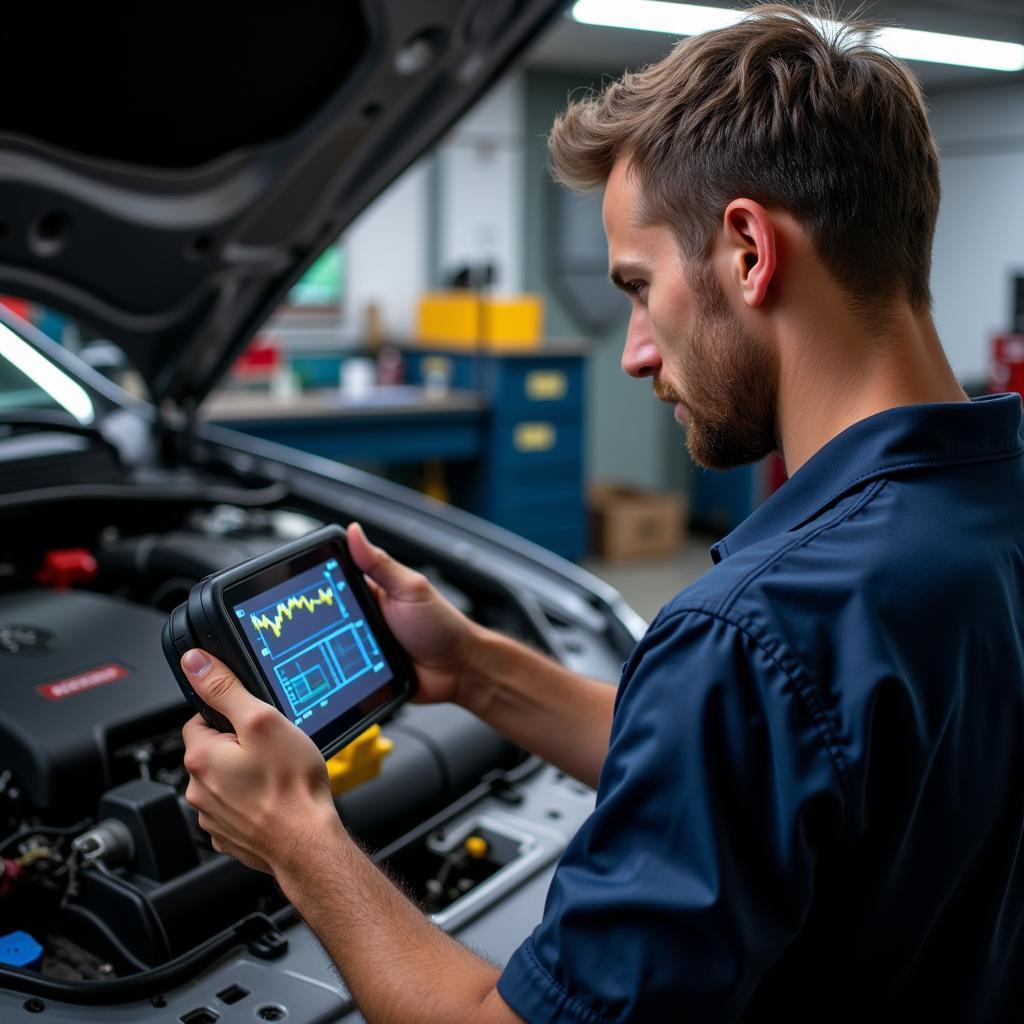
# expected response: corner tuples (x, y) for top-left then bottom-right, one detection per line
(181, 649), (262, 732)
(347, 521), (424, 598)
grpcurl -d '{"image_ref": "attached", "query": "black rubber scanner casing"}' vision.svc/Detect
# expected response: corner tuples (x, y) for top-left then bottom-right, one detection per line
(162, 525), (415, 758)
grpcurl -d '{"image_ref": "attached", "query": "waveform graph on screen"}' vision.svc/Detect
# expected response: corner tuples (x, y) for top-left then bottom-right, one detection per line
(242, 567), (388, 722)
(235, 560), (391, 725)
(249, 582), (343, 661)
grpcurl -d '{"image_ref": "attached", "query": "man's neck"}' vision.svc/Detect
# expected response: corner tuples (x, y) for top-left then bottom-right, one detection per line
(776, 304), (966, 476)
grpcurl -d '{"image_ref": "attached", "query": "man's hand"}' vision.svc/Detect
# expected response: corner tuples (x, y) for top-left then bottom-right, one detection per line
(180, 647), (524, 1024)
(349, 521), (615, 789)
(347, 522), (484, 705)
(180, 649), (337, 876)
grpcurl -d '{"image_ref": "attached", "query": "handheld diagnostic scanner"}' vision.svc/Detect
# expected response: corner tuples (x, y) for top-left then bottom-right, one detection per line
(163, 525), (415, 758)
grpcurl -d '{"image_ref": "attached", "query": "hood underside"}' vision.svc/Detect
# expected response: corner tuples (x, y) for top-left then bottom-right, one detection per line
(0, 1), (566, 404)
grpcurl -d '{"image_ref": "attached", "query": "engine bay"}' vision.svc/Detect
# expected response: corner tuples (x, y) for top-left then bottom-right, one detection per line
(0, 412), (638, 1022)
(0, 497), (571, 991)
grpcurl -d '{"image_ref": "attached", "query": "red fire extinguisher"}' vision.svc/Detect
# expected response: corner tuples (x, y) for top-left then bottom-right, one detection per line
(989, 334), (1024, 397)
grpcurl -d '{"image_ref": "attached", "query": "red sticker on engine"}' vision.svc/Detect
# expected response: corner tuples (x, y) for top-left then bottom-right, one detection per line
(35, 662), (129, 701)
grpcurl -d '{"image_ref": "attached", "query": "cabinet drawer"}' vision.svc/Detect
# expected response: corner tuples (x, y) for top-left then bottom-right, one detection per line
(486, 357), (584, 422)
(488, 419), (583, 477)
(487, 486), (587, 560)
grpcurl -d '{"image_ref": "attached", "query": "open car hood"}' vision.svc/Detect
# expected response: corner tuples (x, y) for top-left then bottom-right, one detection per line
(0, 1), (566, 406)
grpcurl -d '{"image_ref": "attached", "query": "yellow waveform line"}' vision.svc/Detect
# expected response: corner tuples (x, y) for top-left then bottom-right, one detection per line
(251, 587), (335, 639)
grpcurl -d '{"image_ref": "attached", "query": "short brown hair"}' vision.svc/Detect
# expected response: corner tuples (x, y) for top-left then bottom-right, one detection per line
(549, 3), (940, 313)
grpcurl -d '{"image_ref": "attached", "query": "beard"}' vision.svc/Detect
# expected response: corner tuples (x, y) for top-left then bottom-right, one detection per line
(655, 264), (779, 471)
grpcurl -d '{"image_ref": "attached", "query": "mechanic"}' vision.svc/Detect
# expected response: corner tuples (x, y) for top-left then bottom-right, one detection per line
(180, 5), (1024, 1022)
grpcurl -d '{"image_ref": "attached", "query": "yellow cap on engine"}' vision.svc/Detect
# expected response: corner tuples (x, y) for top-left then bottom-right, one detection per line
(464, 835), (488, 860)
(326, 725), (394, 797)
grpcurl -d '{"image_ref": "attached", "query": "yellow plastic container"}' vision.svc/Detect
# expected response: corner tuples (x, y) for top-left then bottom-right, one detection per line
(481, 296), (544, 349)
(416, 291), (481, 346)
(415, 292), (544, 351)
(325, 724), (394, 796)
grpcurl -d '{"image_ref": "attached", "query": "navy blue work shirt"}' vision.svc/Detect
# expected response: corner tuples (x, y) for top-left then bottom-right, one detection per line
(498, 395), (1024, 1023)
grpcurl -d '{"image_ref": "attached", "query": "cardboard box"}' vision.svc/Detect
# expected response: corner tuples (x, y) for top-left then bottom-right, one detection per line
(589, 483), (686, 562)
(415, 292), (544, 351)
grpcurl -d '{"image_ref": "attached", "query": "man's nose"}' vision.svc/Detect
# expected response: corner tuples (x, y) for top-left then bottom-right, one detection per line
(621, 309), (661, 379)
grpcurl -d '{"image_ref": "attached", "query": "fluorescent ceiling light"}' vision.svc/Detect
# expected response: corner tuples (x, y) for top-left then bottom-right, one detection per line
(0, 321), (94, 424)
(873, 26), (1024, 72)
(570, 0), (1024, 72)
(572, 0), (742, 36)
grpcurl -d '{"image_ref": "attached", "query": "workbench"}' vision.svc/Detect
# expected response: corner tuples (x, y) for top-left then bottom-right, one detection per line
(202, 386), (488, 464)
(203, 343), (588, 560)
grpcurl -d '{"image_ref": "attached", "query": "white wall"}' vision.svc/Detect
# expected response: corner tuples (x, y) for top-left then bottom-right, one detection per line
(272, 156), (431, 350)
(929, 83), (1024, 382)
(337, 157), (431, 343)
(275, 74), (525, 351)
(437, 75), (524, 293)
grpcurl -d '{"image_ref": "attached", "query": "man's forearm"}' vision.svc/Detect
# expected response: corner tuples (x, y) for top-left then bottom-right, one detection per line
(277, 815), (519, 1024)
(457, 625), (615, 789)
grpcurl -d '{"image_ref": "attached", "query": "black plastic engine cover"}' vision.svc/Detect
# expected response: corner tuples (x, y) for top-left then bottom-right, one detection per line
(0, 589), (188, 816)
(0, 588), (524, 848)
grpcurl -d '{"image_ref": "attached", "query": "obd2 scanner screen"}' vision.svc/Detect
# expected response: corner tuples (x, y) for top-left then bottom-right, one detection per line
(229, 557), (392, 735)
(164, 526), (414, 758)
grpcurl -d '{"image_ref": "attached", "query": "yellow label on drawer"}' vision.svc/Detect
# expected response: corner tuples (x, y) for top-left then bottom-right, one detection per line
(514, 422), (556, 452)
(525, 370), (567, 401)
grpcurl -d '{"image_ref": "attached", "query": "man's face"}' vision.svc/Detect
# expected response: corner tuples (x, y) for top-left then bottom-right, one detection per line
(602, 159), (779, 470)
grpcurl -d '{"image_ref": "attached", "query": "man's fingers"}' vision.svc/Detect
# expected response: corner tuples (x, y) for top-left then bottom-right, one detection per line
(347, 522), (427, 599)
(181, 712), (216, 747)
(181, 649), (278, 740)
(181, 714), (231, 778)
(196, 812), (219, 837)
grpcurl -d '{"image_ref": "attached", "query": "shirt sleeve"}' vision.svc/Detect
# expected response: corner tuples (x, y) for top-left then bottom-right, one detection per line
(497, 608), (847, 1024)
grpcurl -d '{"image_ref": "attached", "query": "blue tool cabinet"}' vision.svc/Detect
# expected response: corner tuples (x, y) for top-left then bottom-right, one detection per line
(208, 344), (589, 561)
(404, 344), (587, 560)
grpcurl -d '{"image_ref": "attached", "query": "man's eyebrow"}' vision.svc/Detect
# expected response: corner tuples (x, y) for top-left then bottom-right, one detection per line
(609, 263), (648, 292)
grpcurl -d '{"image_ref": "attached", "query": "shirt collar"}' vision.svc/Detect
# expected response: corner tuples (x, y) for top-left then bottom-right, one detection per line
(710, 394), (1024, 564)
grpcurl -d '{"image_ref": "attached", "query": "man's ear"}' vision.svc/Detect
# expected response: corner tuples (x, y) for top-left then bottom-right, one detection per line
(721, 199), (776, 308)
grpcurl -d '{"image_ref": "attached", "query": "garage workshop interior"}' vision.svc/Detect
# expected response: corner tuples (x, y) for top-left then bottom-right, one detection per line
(1, 2), (1023, 1022)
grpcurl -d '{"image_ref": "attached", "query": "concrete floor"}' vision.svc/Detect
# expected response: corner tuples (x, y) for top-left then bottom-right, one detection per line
(580, 533), (719, 624)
